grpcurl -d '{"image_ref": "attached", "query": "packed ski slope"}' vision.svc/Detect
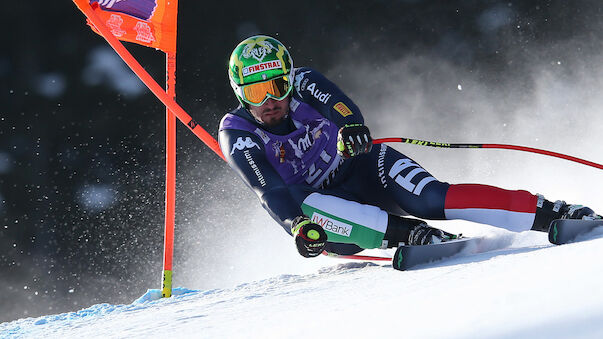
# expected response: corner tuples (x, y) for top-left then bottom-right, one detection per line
(2, 223), (603, 339)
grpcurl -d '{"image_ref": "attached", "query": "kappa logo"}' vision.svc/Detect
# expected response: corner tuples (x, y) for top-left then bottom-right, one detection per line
(230, 137), (260, 155)
(311, 212), (353, 237)
(242, 40), (275, 62)
(306, 83), (332, 104)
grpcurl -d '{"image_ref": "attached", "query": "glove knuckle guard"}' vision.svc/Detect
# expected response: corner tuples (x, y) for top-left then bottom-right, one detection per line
(292, 218), (327, 258)
(337, 124), (372, 159)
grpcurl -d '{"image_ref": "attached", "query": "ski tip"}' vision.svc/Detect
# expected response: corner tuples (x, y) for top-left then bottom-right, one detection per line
(391, 238), (476, 271)
(392, 246), (407, 271)
(548, 220), (562, 245)
(548, 218), (603, 245)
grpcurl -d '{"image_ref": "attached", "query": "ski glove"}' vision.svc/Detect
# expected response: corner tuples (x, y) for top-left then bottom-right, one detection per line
(337, 124), (373, 159)
(291, 216), (328, 258)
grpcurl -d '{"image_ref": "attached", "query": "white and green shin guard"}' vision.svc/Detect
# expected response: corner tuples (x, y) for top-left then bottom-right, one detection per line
(301, 193), (388, 249)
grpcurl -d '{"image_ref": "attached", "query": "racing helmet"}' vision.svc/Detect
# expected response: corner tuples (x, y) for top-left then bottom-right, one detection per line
(228, 35), (294, 106)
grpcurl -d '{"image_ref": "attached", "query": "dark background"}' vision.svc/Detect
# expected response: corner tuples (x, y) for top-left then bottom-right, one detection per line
(1, 0), (601, 322)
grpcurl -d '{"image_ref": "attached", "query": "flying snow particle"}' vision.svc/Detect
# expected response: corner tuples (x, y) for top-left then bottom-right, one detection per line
(35, 72), (67, 98)
(82, 46), (145, 97)
(477, 5), (514, 33)
(77, 184), (116, 211)
(0, 152), (13, 174)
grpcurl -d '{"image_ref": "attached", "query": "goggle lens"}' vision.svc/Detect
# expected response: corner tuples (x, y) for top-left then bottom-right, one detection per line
(242, 76), (290, 105)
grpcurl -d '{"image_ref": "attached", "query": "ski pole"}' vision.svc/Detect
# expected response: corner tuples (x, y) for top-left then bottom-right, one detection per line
(322, 251), (391, 261)
(373, 137), (603, 170)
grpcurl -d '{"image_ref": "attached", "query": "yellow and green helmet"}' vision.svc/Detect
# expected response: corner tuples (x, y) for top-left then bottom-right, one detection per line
(228, 35), (294, 106)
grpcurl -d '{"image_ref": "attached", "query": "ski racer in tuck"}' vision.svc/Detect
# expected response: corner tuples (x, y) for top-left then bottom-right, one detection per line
(218, 35), (601, 258)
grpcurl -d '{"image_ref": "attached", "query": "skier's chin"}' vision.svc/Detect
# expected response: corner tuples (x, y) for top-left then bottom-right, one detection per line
(262, 111), (287, 126)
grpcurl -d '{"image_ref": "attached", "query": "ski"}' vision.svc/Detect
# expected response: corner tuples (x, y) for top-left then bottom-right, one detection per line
(322, 251), (391, 261)
(392, 237), (478, 271)
(325, 219), (603, 269)
(548, 219), (603, 245)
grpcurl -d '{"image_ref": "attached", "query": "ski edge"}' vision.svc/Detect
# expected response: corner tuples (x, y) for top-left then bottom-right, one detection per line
(392, 237), (477, 271)
(548, 219), (603, 245)
(321, 251), (392, 261)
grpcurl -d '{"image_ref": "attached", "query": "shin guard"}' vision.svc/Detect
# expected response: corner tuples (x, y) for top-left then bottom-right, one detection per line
(301, 193), (388, 249)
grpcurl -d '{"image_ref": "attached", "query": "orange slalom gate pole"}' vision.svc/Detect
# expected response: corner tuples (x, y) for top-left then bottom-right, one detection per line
(72, 0), (225, 299)
(72, 0), (225, 161)
(162, 52), (177, 298)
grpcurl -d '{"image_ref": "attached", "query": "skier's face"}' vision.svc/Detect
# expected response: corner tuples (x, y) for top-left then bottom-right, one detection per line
(248, 96), (290, 126)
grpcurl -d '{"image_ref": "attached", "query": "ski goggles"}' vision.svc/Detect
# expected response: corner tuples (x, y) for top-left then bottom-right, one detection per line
(238, 75), (292, 106)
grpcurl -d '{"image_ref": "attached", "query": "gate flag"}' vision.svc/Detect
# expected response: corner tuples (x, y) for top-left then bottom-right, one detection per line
(81, 0), (178, 53)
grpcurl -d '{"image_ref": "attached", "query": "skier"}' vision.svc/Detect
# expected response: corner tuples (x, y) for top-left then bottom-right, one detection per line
(218, 35), (601, 258)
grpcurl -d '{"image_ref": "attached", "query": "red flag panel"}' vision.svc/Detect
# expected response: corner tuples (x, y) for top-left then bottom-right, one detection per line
(85, 0), (178, 52)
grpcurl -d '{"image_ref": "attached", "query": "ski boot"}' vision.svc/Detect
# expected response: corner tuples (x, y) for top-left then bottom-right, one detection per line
(384, 215), (459, 247)
(531, 195), (602, 232)
(408, 223), (459, 245)
(563, 204), (602, 220)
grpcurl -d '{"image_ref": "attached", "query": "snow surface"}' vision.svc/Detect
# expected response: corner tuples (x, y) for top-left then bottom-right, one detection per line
(2, 224), (603, 339)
